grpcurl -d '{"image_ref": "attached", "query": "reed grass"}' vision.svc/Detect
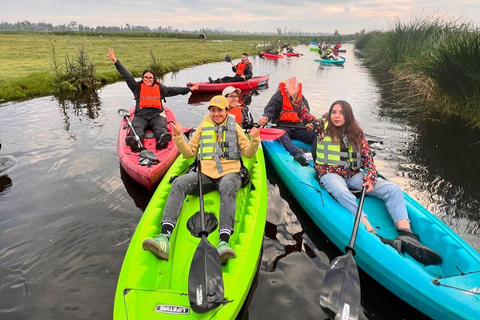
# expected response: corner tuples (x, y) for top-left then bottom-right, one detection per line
(355, 14), (480, 127)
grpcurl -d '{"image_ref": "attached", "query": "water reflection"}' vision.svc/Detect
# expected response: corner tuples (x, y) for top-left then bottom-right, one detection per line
(55, 89), (102, 135)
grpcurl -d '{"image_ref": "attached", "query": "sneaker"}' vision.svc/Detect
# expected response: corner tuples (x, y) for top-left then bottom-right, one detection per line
(294, 154), (309, 166)
(142, 234), (170, 261)
(395, 231), (442, 265)
(156, 132), (172, 150)
(208, 77), (214, 84)
(217, 241), (236, 265)
(125, 136), (143, 152)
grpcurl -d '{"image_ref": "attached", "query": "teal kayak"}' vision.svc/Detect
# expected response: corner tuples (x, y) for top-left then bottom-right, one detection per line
(114, 144), (268, 319)
(262, 139), (480, 320)
(314, 56), (346, 65)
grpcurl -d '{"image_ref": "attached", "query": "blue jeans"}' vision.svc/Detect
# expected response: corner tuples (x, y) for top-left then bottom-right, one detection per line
(162, 172), (242, 231)
(319, 173), (408, 222)
(277, 127), (317, 157)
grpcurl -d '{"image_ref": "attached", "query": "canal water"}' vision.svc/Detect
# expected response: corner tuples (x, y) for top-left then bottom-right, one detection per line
(0, 43), (479, 320)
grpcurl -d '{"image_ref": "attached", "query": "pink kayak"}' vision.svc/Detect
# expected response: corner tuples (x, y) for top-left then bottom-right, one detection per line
(186, 75), (270, 93)
(283, 52), (300, 57)
(117, 106), (180, 191)
(260, 52), (283, 59)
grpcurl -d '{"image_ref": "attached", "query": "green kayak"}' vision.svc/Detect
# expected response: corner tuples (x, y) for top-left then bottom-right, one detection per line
(113, 144), (267, 319)
(314, 56), (346, 65)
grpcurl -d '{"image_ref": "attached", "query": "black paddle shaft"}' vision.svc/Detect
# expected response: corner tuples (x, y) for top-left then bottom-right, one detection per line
(197, 158), (206, 233)
(119, 109), (144, 149)
(347, 186), (367, 253)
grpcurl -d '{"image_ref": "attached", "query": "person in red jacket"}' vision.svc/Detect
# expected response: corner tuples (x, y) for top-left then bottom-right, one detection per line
(107, 48), (198, 151)
(209, 53), (253, 83)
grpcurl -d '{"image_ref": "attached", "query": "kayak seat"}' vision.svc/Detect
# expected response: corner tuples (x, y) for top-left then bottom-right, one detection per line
(144, 131), (155, 139)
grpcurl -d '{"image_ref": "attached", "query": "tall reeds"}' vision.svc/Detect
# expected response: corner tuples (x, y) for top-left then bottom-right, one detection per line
(356, 15), (480, 126)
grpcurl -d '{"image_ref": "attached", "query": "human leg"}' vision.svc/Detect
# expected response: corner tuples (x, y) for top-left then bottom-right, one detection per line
(126, 116), (148, 151)
(142, 172), (215, 260)
(321, 173), (367, 218)
(149, 115), (171, 150)
(215, 173), (242, 264)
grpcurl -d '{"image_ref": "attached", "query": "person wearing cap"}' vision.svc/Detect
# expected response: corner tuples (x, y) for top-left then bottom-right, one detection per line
(209, 53), (252, 83)
(222, 86), (254, 129)
(258, 77), (317, 166)
(142, 95), (261, 264)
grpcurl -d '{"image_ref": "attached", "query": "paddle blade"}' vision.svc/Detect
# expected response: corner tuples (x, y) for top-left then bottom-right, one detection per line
(117, 108), (130, 117)
(319, 251), (360, 320)
(258, 128), (285, 140)
(188, 236), (225, 313)
(224, 53), (231, 63)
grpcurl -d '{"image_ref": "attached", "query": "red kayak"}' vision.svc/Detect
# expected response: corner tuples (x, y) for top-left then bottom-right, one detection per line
(186, 75), (270, 93)
(260, 52), (283, 59)
(117, 106), (180, 191)
(333, 49), (346, 53)
(283, 52), (300, 57)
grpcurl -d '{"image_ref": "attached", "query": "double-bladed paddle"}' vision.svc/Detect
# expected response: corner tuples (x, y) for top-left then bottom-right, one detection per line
(258, 127), (285, 140)
(118, 108), (144, 150)
(224, 54), (259, 96)
(188, 155), (225, 313)
(319, 186), (367, 320)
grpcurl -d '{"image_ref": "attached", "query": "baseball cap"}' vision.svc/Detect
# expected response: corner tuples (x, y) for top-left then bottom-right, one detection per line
(222, 86), (241, 97)
(208, 95), (229, 110)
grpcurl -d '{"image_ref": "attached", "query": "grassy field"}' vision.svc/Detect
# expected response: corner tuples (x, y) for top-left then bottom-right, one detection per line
(355, 16), (480, 127)
(0, 32), (282, 102)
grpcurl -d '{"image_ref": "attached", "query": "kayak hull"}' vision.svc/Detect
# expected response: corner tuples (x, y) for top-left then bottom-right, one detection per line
(117, 106), (179, 191)
(114, 144), (268, 319)
(187, 75), (269, 93)
(314, 56), (346, 65)
(283, 52), (300, 57)
(262, 139), (480, 320)
(260, 52), (283, 59)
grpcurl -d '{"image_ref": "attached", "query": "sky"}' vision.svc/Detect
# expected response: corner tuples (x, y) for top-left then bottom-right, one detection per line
(1, 0), (479, 34)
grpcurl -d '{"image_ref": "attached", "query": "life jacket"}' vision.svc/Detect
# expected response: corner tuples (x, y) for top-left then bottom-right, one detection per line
(315, 122), (362, 170)
(138, 83), (163, 110)
(229, 106), (254, 129)
(198, 115), (241, 173)
(235, 61), (252, 76)
(278, 82), (302, 122)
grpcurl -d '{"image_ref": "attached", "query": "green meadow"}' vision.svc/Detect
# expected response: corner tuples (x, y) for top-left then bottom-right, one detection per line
(0, 32), (281, 102)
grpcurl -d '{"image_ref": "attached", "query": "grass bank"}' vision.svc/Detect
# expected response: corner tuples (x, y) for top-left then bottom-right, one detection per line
(355, 16), (480, 127)
(0, 32), (301, 102)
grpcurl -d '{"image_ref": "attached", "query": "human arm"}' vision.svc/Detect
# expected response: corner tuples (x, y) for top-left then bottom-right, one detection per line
(237, 125), (261, 158)
(243, 63), (253, 80)
(172, 123), (203, 159)
(360, 135), (378, 189)
(161, 84), (194, 97)
(258, 91), (283, 124)
(110, 58), (137, 93)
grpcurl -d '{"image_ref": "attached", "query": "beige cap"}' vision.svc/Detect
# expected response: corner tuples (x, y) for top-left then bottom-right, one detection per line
(222, 86), (241, 97)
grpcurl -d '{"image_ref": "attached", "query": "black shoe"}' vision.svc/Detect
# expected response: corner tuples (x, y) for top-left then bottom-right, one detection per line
(393, 230), (442, 265)
(214, 78), (222, 83)
(294, 154), (309, 166)
(208, 77), (214, 84)
(156, 132), (172, 150)
(125, 136), (143, 152)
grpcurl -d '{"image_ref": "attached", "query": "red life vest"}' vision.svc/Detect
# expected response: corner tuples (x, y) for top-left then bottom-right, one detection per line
(138, 83), (163, 109)
(229, 106), (244, 124)
(278, 82), (302, 122)
(235, 61), (252, 76)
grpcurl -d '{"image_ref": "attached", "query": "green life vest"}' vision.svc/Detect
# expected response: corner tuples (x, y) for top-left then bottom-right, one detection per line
(315, 122), (361, 170)
(198, 115), (241, 173)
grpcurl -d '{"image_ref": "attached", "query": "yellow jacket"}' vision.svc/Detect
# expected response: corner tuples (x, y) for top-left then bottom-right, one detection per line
(173, 114), (261, 179)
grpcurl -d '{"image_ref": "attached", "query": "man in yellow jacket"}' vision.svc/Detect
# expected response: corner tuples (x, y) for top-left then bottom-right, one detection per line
(142, 95), (261, 264)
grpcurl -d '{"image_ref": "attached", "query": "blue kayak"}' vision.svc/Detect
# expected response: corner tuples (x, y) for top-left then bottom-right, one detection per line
(262, 139), (480, 320)
(314, 56), (346, 65)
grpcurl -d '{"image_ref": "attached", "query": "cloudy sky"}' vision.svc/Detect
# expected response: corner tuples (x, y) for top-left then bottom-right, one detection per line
(1, 0), (479, 34)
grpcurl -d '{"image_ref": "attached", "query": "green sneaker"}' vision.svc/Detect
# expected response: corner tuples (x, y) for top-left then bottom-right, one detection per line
(142, 234), (170, 261)
(217, 241), (236, 265)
